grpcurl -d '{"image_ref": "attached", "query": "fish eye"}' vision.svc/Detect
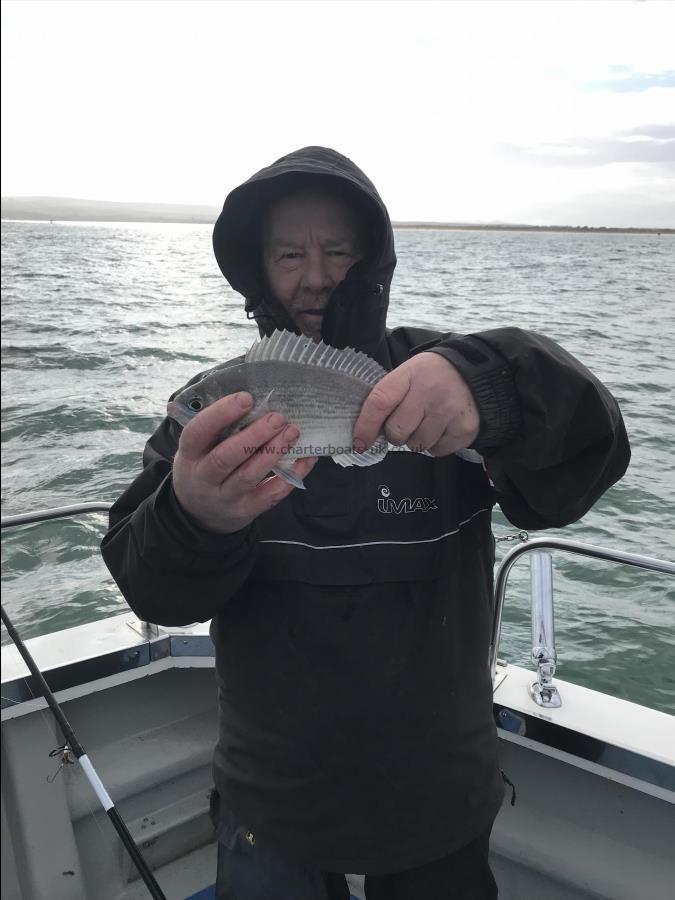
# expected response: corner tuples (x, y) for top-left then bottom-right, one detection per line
(189, 397), (203, 411)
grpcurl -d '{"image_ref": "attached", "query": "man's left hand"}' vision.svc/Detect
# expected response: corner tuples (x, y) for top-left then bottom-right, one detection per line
(353, 352), (480, 457)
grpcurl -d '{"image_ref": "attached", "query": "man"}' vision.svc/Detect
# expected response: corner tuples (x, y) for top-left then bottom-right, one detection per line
(102, 146), (630, 899)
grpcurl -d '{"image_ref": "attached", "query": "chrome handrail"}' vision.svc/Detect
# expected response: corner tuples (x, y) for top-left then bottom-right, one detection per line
(5, 511), (675, 698)
(1, 502), (112, 529)
(1, 503), (158, 641)
(490, 536), (675, 684)
(528, 550), (560, 706)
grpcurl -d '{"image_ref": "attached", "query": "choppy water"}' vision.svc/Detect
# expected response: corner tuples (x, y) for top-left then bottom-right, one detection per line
(2, 221), (674, 713)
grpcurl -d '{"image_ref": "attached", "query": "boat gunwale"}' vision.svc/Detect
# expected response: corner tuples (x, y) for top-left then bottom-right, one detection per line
(2, 613), (673, 798)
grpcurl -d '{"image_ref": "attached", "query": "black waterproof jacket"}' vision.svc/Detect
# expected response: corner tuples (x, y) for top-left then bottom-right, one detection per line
(101, 147), (630, 874)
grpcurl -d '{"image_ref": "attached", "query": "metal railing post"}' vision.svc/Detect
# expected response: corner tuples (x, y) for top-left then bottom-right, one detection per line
(529, 550), (561, 707)
(491, 536), (675, 694)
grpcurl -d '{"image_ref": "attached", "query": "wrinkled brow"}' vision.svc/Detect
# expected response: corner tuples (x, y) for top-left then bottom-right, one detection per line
(268, 235), (360, 251)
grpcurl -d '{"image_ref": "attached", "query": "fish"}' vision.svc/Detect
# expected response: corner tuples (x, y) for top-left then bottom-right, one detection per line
(167, 330), (395, 489)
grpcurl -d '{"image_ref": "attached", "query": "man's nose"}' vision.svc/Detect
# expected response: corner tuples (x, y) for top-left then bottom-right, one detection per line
(302, 251), (333, 292)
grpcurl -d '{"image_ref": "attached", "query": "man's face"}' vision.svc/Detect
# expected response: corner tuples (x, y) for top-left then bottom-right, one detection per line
(262, 191), (364, 341)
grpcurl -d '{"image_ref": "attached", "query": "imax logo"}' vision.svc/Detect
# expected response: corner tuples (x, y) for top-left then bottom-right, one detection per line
(377, 485), (438, 514)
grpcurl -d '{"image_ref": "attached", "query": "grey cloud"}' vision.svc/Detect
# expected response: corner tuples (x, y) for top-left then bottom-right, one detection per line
(584, 71), (675, 93)
(619, 123), (675, 140)
(499, 132), (675, 168)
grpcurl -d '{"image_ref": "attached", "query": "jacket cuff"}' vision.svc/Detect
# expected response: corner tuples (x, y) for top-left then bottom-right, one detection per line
(425, 336), (522, 452)
(152, 474), (255, 559)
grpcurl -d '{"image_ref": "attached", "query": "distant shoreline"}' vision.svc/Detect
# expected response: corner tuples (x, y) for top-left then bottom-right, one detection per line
(3, 218), (672, 235)
(397, 223), (674, 235)
(1, 197), (672, 235)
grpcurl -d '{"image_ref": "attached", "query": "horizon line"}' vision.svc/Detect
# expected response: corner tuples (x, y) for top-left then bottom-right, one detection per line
(1, 196), (673, 233)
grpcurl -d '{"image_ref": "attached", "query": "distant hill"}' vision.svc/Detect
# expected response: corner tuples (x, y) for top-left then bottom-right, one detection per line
(1, 196), (221, 224)
(1, 196), (673, 234)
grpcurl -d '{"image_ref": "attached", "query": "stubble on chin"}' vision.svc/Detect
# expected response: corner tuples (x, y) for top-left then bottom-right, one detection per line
(291, 306), (325, 342)
(299, 322), (323, 342)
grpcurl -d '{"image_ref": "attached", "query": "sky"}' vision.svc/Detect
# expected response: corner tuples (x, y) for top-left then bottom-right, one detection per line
(1, 0), (674, 227)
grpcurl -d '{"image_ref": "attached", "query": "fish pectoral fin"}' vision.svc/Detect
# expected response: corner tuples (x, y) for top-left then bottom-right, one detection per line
(260, 388), (275, 409)
(235, 389), (276, 431)
(271, 457), (306, 490)
(249, 389), (276, 421)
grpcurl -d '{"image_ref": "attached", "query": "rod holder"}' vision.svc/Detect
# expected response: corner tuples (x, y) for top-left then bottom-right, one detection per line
(529, 550), (562, 707)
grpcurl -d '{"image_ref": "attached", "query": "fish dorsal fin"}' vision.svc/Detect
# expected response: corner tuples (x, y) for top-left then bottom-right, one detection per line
(245, 330), (386, 388)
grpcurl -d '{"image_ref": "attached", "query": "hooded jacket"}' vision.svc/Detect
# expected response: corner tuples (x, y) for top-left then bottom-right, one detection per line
(101, 147), (630, 874)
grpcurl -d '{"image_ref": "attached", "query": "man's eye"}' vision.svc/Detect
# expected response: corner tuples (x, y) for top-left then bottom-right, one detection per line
(281, 252), (301, 260)
(327, 250), (349, 257)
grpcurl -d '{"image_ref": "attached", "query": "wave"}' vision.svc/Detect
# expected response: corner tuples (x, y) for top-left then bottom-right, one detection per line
(3, 221), (674, 713)
(2, 344), (111, 370)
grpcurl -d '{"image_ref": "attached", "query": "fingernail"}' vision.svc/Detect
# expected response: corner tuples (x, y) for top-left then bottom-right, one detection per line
(237, 392), (253, 408)
(353, 440), (366, 454)
(268, 412), (286, 428)
(284, 425), (299, 442)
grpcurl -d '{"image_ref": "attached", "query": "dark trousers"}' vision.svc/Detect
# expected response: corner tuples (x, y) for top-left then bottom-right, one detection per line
(215, 827), (498, 900)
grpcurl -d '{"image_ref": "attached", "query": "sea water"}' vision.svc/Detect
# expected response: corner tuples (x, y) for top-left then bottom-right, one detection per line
(2, 221), (674, 713)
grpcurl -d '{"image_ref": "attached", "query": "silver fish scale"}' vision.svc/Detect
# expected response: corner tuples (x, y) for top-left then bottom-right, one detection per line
(243, 361), (372, 453)
(169, 333), (389, 466)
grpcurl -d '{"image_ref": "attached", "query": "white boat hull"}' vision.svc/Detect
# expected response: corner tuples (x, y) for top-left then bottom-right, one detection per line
(2, 615), (674, 899)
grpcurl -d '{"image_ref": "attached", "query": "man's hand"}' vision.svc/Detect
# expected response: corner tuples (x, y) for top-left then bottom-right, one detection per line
(172, 392), (317, 534)
(353, 353), (480, 457)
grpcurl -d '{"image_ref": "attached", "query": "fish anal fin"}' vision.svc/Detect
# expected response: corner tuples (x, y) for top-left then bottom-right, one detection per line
(271, 457), (306, 490)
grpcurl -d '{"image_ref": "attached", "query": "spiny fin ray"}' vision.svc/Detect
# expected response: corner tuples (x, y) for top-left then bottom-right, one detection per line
(245, 331), (386, 388)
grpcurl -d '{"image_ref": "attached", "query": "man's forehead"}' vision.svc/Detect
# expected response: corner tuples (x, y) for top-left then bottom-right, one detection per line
(262, 190), (361, 239)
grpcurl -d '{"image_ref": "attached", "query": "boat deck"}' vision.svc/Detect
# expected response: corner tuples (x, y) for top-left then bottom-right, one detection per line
(2, 613), (673, 900)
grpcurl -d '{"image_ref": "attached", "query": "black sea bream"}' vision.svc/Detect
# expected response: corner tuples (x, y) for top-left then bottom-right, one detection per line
(167, 330), (392, 489)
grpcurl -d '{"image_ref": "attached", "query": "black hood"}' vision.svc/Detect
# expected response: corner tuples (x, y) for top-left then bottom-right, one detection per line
(213, 146), (397, 362)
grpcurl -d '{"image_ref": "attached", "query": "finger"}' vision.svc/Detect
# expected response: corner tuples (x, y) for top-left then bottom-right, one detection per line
(406, 410), (451, 453)
(382, 400), (425, 447)
(427, 435), (455, 458)
(225, 422), (305, 491)
(353, 367), (412, 452)
(178, 392), (253, 460)
(427, 426), (465, 458)
(200, 413), (290, 484)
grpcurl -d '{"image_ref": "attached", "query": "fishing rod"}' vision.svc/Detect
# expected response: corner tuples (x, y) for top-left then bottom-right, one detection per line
(1, 603), (167, 900)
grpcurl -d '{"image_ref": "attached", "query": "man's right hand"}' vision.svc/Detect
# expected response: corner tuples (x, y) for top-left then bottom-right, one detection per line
(172, 392), (317, 534)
